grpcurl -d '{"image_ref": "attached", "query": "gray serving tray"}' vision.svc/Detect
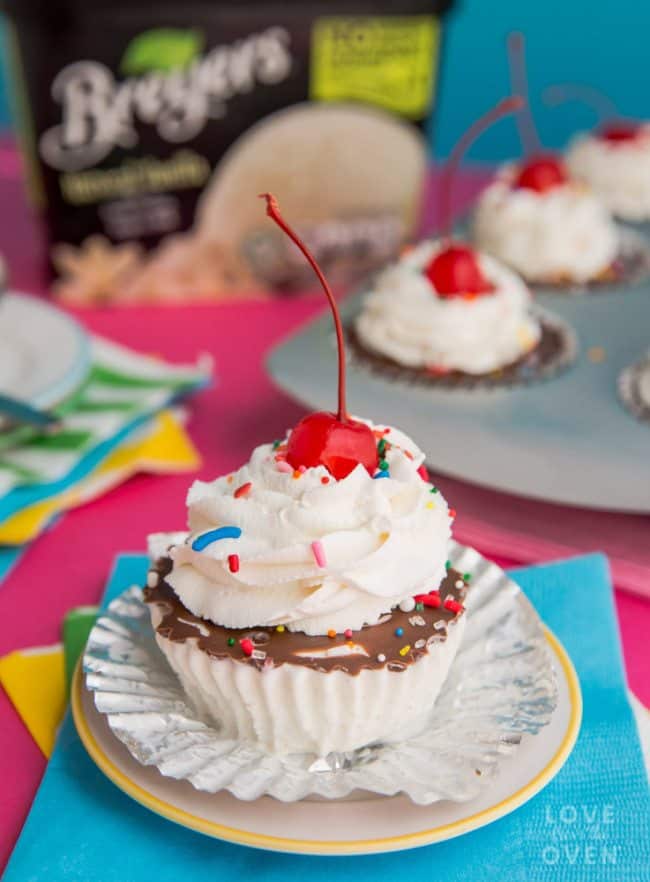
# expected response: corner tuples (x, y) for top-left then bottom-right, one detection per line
(267, 275), (650, 513)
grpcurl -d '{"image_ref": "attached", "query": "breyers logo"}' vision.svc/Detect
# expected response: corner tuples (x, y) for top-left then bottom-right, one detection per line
(39, 26), (292, 172)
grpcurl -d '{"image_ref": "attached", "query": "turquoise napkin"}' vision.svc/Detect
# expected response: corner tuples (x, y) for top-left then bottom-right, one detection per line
(3, 553), (649, 882)
(0, 545), (25, 584)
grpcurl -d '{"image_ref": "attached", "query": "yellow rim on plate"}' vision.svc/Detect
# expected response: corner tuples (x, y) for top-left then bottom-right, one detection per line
(72, 627), (582, 856)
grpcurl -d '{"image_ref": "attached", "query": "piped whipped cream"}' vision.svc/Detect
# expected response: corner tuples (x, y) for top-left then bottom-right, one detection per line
(149, 421), (451, 636)
(354, 241), (541, 374)
(566, 127), (650, 222)
(473, 165), (620, 283)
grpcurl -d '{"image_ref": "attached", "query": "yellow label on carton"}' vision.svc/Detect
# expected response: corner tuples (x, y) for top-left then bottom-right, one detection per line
(310, 15), (440, 119)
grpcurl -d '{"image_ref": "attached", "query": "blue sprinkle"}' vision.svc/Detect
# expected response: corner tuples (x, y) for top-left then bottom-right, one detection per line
(395, 627), (404, 637)
(374, 470), (390, 479)
(192, 526), (242, 551)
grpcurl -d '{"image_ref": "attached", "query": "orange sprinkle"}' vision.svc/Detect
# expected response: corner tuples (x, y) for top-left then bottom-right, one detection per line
(234, 482), (252, 499)
(292, 470), (301, 479)
(327, 629), (336, 639)
(404, 449), (414, 461)
(227, 475), (234, 484)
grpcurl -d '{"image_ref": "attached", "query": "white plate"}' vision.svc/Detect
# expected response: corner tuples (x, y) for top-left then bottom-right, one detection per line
(0, 292), (90, 419)
(73, 623), (580, 856)
(267, 282), (650, 513)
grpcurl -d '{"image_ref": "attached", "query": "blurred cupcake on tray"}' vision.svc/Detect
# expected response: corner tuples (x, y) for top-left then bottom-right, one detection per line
(471, 34), (648, 291)
(619, 351), (650, 424)
(350, 97), (576, 389)
(545, 84), (650, 225)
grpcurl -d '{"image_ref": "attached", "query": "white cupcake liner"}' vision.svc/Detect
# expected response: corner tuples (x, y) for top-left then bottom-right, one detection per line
(83, 543), (558, 804)
(150, 612), (464, 756)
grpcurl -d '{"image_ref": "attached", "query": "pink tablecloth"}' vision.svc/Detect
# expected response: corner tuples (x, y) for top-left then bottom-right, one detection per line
(0, 155), (648, 872)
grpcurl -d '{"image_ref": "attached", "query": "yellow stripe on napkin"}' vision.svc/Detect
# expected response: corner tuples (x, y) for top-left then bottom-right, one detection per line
(0, 644), (65, 758)
(0, 411), (200, 545)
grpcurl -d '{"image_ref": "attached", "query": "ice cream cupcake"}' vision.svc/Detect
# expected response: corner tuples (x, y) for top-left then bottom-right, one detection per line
(350, 239), (570, 385)
(473, 34), (621, 287)
(472, 160), (620, 285)
(144, 195), (466, 756)
(565, 123), (650, 224)
(542, 84), (650, 224)
(351, 97), (575, 386)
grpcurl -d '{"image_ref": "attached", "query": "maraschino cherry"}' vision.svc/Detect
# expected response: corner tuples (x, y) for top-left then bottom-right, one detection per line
(507, 33), (568, 194)
(599, 121), (640, 143)
(544, 83), (642, 146)
(262, 194), (378, 480)
(514, 154), (568, 192)
(425, 95), (523, 297)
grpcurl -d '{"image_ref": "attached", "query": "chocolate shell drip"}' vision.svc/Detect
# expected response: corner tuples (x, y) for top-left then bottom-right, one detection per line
(145, 557), (468, 676)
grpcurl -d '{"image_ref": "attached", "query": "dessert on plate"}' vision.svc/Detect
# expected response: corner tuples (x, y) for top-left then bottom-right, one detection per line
(145, 195), (467, 756)
(472, 35), (620, 287)
(351, 97), (575, 387)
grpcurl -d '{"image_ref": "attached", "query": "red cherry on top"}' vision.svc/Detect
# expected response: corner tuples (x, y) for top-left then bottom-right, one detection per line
(286, 411), (378, 479)
(262, 194), (378, 481)
(515, 154), (568, 193)
(425, 244), (493, 298)
(599, 122), (640, 143)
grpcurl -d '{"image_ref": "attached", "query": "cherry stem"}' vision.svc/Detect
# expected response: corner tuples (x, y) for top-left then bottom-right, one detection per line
(261, 193), (348, 422)
(507, 32), (541, 156)
(543, 83), (621, 125)
(439, 95), (524, 242)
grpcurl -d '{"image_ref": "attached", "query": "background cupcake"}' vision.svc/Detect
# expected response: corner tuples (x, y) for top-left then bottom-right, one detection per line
(352, 240), (546, 381)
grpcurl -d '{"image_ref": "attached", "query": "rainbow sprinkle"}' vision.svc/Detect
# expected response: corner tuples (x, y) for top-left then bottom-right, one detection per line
(240, 638), (254, 656)
(228, 554), (240, 574)
(192, 526), (242, 551)
(311, 540), (327, 568)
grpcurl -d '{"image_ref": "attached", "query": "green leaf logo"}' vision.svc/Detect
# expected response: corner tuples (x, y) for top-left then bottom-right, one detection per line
(120, 29), (204, 75)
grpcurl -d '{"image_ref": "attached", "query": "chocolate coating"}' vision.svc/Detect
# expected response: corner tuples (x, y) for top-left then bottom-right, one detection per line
(144, 558), (467, 676)
(347, 317), (568, 389)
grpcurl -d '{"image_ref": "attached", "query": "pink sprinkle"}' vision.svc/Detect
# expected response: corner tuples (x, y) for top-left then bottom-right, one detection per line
(344, 628), (353, 639)
(311, 540), (327, 568)
(228, 554), (240, 573)
(298, 464), (307, 473)
(276, 460), (293, 473)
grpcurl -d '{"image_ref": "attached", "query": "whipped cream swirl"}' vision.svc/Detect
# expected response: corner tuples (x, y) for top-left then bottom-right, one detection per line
(473, 165), (620, 283)
(354, 241), (541, 374)
(566, 127), (650, 222)
(150, 421), (451, 636)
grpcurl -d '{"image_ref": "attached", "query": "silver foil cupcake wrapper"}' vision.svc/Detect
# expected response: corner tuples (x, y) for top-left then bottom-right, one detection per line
(619, 353), (650, 423)
(347, 306), (577, 391)
(83, 543), (558, 804)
